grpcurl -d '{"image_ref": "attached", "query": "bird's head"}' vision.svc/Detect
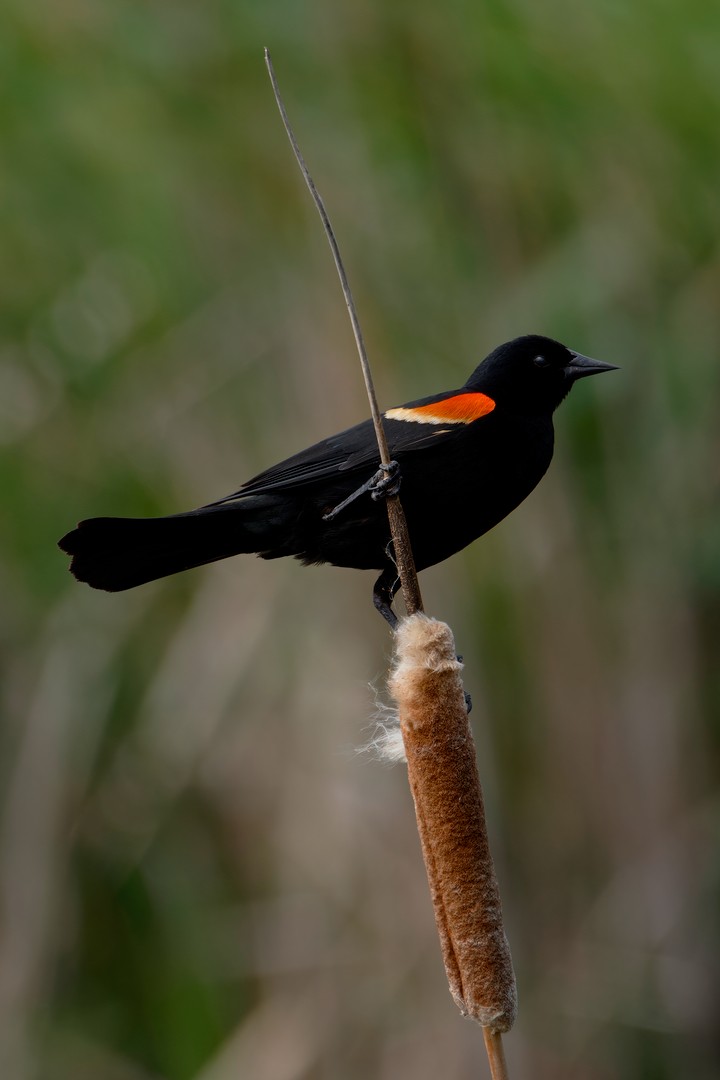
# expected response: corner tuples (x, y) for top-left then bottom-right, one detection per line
(466, 334), (617, 415)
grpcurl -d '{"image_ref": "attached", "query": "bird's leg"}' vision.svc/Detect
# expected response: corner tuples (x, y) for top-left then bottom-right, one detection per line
(323, 461), (400, 522)
(373, 564), (401, 629)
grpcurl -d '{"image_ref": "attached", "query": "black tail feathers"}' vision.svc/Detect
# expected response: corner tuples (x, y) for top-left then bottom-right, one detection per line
(58, 499), (278, 592)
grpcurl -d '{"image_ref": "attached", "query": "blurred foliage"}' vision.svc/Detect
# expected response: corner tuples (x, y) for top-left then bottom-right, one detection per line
(2, 1), (720, 1078)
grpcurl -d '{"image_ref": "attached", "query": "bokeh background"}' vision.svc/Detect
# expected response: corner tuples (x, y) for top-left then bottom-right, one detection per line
(2, 2), (720, 1078)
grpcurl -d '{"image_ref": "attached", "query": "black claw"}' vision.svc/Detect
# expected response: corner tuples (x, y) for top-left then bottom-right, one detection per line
(373, 596), (398, 630)
(373, 566), (401, 630)
(464, 691), (472, 714)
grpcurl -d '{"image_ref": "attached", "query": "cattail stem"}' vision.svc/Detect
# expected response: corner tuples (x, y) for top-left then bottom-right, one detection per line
(483, 1029), (511, 1080)
(264, 48), (423, 618)
(264, 51), (516, 1075)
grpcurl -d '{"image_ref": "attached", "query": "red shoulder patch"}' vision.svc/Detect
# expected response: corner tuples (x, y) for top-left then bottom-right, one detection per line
(386, 392), (496, 426)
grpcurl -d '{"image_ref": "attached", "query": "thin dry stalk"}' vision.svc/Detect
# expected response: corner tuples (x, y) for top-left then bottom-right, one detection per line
(264, 48), (422, 617)
(483, 1029), (511, 1080)
(264, 51), (515, 1076)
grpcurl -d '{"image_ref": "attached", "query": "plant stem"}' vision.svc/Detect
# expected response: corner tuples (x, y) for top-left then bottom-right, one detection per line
(483, 1029), (510, 1080)
(264, 48), (423, 617)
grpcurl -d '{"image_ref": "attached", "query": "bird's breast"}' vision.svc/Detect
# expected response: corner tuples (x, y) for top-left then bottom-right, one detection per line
(397, 412), (554, 569)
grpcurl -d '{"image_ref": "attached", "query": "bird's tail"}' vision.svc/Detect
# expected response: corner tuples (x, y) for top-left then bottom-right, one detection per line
(58, 497), (282, 592)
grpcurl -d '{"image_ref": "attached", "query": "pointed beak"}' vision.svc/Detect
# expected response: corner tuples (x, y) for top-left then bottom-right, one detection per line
(565, 351), (619, 380)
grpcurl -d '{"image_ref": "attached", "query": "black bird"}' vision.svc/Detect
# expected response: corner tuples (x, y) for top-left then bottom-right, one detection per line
(59, 335), (616, 625)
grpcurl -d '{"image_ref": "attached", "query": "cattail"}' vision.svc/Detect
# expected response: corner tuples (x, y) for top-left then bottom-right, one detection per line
(265, 53), (516, 1076)
(389, 613), (517, 1035)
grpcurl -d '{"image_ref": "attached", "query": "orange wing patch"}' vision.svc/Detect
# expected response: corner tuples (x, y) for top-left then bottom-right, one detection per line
(386, 392), (496, 426)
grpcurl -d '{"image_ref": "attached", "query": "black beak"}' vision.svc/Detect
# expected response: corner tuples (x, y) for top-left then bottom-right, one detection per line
(565, 351), (619, 380)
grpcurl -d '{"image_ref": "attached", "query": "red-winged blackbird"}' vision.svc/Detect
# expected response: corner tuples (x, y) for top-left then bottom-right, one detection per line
(59, 334), (616, 625)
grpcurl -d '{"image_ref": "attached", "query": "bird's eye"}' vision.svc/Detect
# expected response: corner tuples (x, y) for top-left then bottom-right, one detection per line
(533, 354), (551, 369)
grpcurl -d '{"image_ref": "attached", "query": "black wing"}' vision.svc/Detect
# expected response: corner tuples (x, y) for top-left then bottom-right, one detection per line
(208, 387), (490, 506)
(207, 384), (500, 505)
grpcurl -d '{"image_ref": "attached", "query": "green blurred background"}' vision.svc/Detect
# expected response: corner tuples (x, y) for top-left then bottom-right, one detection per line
(2, 1), (720, 1077)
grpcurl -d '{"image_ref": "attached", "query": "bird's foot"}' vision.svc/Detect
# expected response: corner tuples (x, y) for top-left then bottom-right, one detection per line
(323, 462), (401, 522)
(369, 460), (401, 501)
(373, 593), (398, 630)
(373, 566), (401, 630)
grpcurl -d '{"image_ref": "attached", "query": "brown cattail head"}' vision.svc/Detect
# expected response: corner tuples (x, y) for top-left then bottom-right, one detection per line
(389, 613), (517, 1032)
